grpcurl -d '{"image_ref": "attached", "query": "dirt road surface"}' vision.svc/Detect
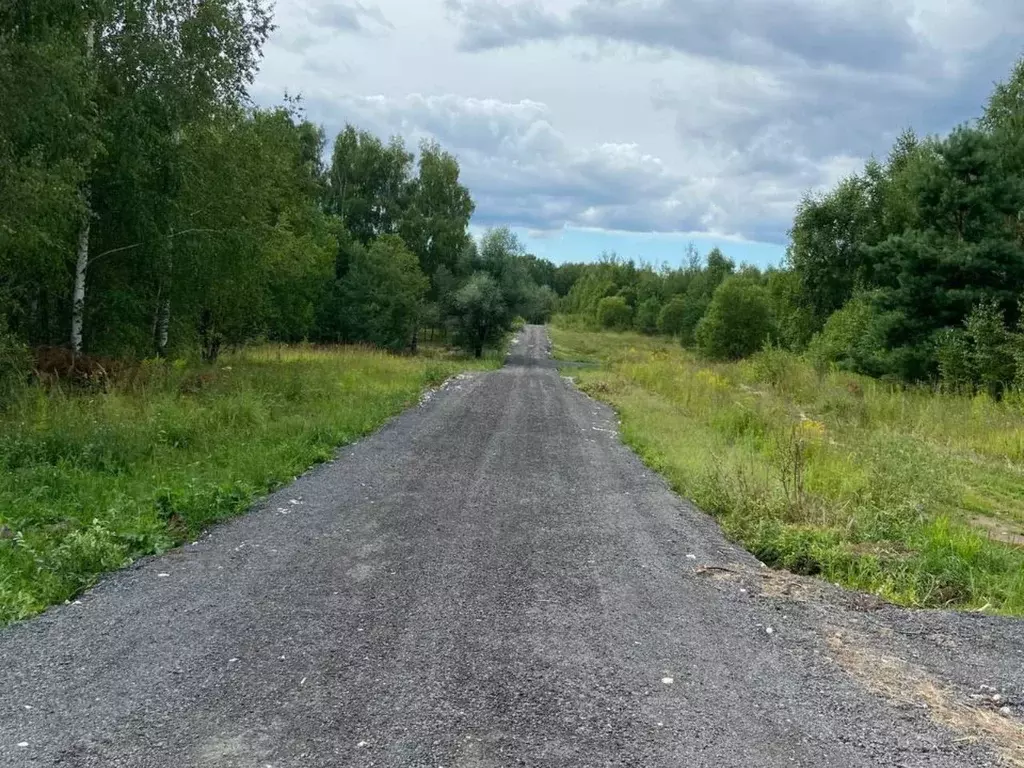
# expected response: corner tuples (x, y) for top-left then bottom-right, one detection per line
(1, 325), (1022, 766)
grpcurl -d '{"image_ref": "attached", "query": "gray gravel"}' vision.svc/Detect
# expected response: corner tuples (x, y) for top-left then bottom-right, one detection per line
(1, 325), (1021, 767)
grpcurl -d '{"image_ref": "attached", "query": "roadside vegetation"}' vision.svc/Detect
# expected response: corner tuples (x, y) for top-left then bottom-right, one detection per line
(0, 2), (559, 624)
(6, 5), (1024, 622)
(552, 327), (1024, 613)
(0, 3), (561, 374)
(553, 57), (1024, 398)
(0, 345), (500, 624)
(544, 57), (1024, 614)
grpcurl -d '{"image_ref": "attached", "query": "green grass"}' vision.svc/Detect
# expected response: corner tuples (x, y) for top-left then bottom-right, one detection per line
(551, 324), (1024, 614)
(0, 343), (500, 625)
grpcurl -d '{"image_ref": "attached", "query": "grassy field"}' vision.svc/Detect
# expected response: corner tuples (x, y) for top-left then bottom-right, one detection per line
(551, 324), (1024, 614)
(0, 344), (500, 625)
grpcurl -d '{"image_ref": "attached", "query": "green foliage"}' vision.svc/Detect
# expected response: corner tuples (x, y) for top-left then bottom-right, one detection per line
(765, 268), (818, 350)
(402, 140), (475, 285)
(657, 296), (688, 337)
(452, 272), (508, 358)
(0, 345), (499, 625)
(339, 235), (429, 350)
(964, 300), (1017, 397)
(806, 294), (895, 376)
(596, 296), (633, 330)
(0, 317), (29, 408)
(327, 127), (413, 245)
(0, 2), (533, 364)
(695, 278), (776, 360)
(552, 327), (1024, 614)
(937, 300), (1018, 396)
(787, 175), (878, 322)
(634, 297), (661, 334)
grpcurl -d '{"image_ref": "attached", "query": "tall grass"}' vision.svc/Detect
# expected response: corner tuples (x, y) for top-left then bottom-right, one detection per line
(0, 344), (499, 625)
(551, 326), (1024, 614)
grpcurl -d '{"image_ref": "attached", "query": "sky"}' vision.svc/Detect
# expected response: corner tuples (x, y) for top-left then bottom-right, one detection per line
(251, 0), (1024, 267)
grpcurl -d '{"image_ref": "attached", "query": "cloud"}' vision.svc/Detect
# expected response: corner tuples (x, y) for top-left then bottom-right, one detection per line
(450, 0), (922, 72)
(299, 91), (812, 240)
(442, 0), (1024, 244)
(254, 0), (1024, 250)
(308, 0), (393, 33)
(273, 1), (393, 52)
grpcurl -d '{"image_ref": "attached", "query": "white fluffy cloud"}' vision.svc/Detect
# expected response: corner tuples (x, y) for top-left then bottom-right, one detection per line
(253, 0), (1024, 248)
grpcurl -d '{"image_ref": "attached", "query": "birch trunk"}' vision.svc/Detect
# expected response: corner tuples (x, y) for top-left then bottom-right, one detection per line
(156, 295), (170, 356)
(71, 20), (97, 356)
(70, 201), (91, 355)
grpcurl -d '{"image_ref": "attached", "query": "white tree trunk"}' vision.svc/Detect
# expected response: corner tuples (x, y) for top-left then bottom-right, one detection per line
(156, 296), (170, 356)
(71, 20), (97, 356)
(71, 202), (91, 355)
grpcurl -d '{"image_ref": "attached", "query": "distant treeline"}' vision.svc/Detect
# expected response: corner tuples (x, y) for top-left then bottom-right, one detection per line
(554, 57), (1024, 396)
(0, 0), (562, 402)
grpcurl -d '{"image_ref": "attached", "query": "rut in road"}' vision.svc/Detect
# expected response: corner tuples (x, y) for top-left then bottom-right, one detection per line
(1, 325), (1022, 767)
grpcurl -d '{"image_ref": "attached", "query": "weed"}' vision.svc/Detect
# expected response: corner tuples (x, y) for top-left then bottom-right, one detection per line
(0, 344), (497, 625)
(552, 325), (1024, 614)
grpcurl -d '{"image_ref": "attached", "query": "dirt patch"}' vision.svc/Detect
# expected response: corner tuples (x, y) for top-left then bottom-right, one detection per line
(969, 515), (1024, 548)
(692, 564), (882, 608)
(828, 630), (1024, 766)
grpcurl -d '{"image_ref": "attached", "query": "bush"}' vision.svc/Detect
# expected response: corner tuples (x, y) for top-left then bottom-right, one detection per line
(634, 298), (661, 334)
(340, 235), (430, 351)
(936, 300), (1018, 396)
(452, 272), (509, 358)
(806, 294), (896, 377)
(747, 345), (812, 394)
(678, 295), (711, 346)
(695, 277), (776, 360)
(965, 300), (1016, 397)
(0, 317), (29, 409)
(596, 296), (633, 330)
(657, 296), (688, 337)
(935, 327), (972, 393)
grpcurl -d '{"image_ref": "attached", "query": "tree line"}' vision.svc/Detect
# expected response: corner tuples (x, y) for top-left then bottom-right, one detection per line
(554, 57), (1024, 396)
(0, 0), (560, 399)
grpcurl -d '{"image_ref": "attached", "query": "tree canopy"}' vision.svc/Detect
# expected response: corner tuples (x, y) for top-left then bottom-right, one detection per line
(0, 1), (562, 381)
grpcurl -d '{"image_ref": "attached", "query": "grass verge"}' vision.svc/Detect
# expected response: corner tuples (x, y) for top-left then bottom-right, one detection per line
(550, 325), (1024, 614)
(0, 344), (500, 625)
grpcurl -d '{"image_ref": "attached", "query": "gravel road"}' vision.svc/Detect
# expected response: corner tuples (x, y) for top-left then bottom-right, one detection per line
(1, 325), (1022, 767)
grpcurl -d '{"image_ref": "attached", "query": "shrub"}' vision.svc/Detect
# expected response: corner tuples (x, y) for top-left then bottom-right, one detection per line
(965, 300), (1016, 398)
(806, 293), (896, 377)
(936, 300), (1018, 396)
(0, 317), (29, 409)
(452, 272), (509, 358)
(677, 295), (711, 347)
(657, 296), (688, 337)
(695, 277), (776, 360)
(596, 296), (633, 330)
(747, 345), (811, 394)
(936, 328), (974, 393)
(634, 298), (661, 334)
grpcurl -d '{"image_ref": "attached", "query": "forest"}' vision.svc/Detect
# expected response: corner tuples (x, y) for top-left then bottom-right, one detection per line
(10, 4), (1024, 400)
(0, 0), (561, 404)
(555, 57), (1024, 398)
(0, 0), (562, 621)
(541, 56), (1024, 613)
(5, 1), (1024, 620)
